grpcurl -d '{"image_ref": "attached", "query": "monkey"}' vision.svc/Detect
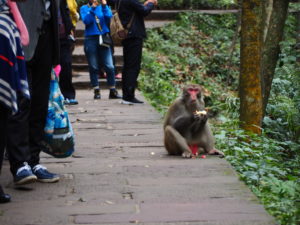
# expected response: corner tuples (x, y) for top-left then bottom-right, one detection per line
(163, 84), (224, 158)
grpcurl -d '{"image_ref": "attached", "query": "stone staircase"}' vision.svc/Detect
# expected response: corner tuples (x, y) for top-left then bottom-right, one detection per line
(72, 9), (238, 89)
(72, 10), (179, 89)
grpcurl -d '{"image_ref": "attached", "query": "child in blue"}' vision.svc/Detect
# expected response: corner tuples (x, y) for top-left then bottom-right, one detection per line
(80, 0), (121, 99)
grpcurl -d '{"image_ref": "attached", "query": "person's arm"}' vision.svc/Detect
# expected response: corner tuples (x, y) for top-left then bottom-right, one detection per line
(130, 0), (155, 17)
(67, 0), (79, 26)
(80, 4), (96, 25)
(62, 0), (74, 33)
(101, 0), (112, 19)
(106, 0), (116, 7)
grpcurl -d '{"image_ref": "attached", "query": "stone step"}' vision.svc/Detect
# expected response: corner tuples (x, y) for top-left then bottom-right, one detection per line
(145, 10), (181, 20)
(73, 63), (123, 73)
(75, 20), (174, 39)
(73, 71), (122, 89)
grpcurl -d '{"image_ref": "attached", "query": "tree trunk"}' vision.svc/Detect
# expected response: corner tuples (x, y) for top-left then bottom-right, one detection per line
(296, 5), (300, 63)
(239, 0), (263, 134)
(261, 0), (289, 115)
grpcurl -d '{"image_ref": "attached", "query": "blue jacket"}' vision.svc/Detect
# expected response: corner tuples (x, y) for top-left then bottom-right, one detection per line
(80, 4), (112, 37)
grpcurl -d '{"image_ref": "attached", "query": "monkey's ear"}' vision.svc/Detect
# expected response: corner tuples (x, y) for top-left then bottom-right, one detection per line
(180, 83), (186, 90)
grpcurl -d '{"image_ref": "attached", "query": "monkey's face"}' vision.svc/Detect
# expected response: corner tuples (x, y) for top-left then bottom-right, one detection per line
(183, 85), (204, 105)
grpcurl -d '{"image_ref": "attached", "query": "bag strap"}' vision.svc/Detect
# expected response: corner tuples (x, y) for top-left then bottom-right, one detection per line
(116, 0), (122, 11)
(95, 15), (103, 32)
(126, 13), (135, 30)
(116, 0), (135, 30)
(86, 3), (103, 32)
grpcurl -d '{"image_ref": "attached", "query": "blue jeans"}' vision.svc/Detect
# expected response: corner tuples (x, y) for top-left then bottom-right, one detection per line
(84, 36), (116, 88)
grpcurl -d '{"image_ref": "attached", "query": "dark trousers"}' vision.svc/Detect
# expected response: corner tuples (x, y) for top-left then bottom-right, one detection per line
(26, 21), (54, 167)
(0, 97), (31, 175)
(59, 38), (76, 100)
(122, 37), (143, 100)
(0, 107), (5, 172)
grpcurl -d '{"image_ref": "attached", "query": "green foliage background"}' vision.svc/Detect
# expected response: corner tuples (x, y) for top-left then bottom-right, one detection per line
(76, 0), (237, 9)
(139, 11), (300, 225)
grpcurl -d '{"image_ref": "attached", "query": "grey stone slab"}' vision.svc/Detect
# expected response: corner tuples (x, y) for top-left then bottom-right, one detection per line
(74, 201), (273, 224)
(0, 89), (276, 225)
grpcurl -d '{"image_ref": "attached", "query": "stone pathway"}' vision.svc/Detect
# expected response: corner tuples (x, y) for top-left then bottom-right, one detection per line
(0, 89), (275, 225)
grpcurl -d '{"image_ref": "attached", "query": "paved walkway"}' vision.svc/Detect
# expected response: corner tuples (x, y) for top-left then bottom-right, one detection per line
(0, 89), (275, 225)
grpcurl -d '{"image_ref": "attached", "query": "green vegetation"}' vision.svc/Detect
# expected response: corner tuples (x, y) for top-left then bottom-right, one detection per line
(76, 0), (237, 9)
(139, 11), (300, 225)
(155, 0), (236, 9)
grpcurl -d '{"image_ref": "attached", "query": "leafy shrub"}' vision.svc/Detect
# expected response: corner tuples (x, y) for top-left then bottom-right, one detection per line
(141, 13), (239, 114)
(157, 0), (237, 9)
(215, 122), (300, 225)
(263, 14), (300, 151)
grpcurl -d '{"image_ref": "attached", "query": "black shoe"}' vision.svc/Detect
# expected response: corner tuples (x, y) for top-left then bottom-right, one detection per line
(109, 89), (122, 99)
(121, 97), (144, 105)
(0, 186), (11, 204)
(94, 89), (101, 99)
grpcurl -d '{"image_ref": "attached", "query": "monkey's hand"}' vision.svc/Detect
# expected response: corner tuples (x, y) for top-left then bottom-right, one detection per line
(182, 150), (193, 158)
(193, 110), (208, 124)
(194, 110), (207, 116)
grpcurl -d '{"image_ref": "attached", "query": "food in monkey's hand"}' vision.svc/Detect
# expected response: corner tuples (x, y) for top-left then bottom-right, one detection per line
(194, 110), (207, 116)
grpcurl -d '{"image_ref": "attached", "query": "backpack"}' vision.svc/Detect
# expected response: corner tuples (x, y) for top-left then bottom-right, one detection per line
(110, 0), (134, 45)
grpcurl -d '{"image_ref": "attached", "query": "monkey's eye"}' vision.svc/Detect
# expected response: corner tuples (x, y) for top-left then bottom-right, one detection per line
(188, 88), (198, 92)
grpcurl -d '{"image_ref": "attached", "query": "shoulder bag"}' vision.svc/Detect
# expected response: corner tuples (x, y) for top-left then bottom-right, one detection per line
(95, 14), (113, 48)
(110, 0), (134, 45)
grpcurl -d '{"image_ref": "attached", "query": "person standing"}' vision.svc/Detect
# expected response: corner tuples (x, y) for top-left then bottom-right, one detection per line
(16, 0), (61, 182)
(116, 0), (157, 105)
(0, 0), (37, 202)
(80, 0), (121, 100)
(58, 0), (78, 105)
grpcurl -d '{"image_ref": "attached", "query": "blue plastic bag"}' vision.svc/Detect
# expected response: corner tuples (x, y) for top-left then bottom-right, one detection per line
(41, 69), (75, 158)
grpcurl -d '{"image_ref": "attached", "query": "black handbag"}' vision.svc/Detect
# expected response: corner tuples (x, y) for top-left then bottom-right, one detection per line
(95, 15), (112, 48)
(99, 32), (112, 48)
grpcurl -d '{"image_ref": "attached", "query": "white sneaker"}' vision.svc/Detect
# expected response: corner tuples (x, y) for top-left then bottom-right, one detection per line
(120, 100), (134, 105)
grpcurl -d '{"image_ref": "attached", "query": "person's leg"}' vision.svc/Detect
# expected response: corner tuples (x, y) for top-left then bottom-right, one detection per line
(0, 13), (36, 185)
(3, 94), (37, 185)
(6, 95), (30, 174)
(59, 39), (76, 103)
(99, 46), (121, 99)
(121, 38), (143, 103)
(84, 37), (101, 99)
(27, 51), (52, 168)
(0, 106), (10, 203)
(26, 21), (59, 183)
(0, 105), (7, 173)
